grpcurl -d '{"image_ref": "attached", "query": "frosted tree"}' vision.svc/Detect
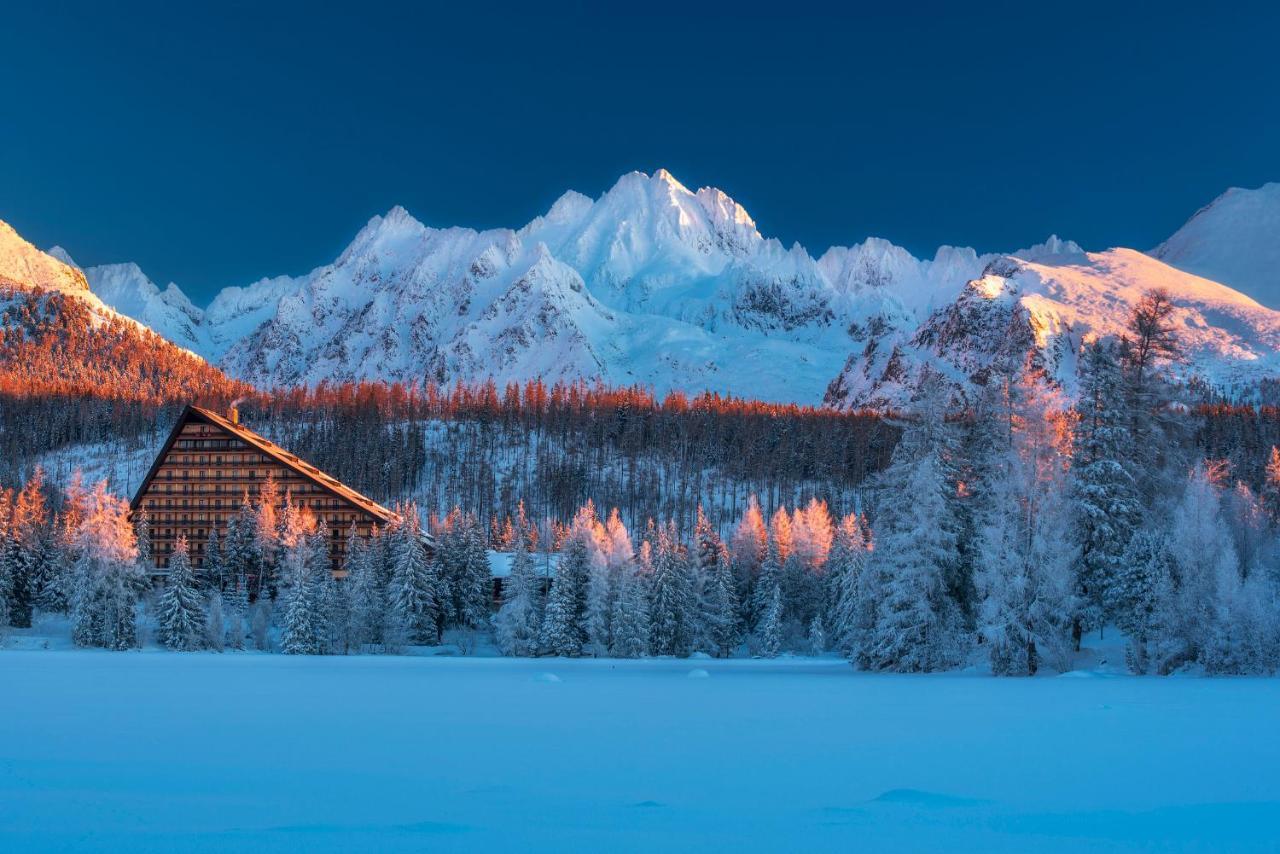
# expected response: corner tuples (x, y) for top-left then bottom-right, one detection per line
(863, 389), (966, 673)
(203, 528), (223, 590)
(829, 513), (872, 660)
(1114, 528), (1173, 674)
(223, 571), (249, 651)
(729, 495), (768, 621)
(254, 475), (281, 597)
(280, 525), (329, 655)
(705, 553), (741, 657)
(1070, 340), (1139, 647)
(388, 510), (439, 645)
(345, 531), (383, 651)
(69, 482), (142, 650)
(156, 536), (206, 651)
(807, 615), (826, 655)
(974, 371), (1076, 676)
(320, 555), (352, 655)
(4, 468), (49, 628)
(1153, 464), (1240, 673)
(204, 589), (225, 652)
(495, 511), (542, 657)
(539, 529), (590, 656)
(648, 521), (694, 656)
(1262, 446), (1280, 525)
(758, 585), (783, 658)
(609, 563), (651, 658)
(750, 532), (784, 634)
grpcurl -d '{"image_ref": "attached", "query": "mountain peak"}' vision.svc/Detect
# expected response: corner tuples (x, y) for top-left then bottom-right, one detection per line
(1151, 181), (1280, 309)
(0, 219), (90, 294)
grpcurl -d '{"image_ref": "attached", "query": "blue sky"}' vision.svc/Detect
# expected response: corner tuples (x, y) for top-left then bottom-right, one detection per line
(2, 1), (1278, 303)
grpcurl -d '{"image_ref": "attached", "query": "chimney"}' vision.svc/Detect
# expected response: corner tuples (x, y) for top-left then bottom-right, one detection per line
(229, 406), (239, 425)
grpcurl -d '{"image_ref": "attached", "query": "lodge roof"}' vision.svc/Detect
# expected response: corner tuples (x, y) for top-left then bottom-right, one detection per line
(130, 405), (410, 534)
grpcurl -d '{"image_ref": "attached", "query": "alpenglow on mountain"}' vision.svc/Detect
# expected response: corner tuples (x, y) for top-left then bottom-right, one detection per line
(12, 170), (1280, 407)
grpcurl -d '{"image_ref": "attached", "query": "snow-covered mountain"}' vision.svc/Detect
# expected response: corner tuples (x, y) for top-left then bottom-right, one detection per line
(1151, 182), (1280, 310)
(824, 248), (1280, 409)
(11, 169), (1280, 407)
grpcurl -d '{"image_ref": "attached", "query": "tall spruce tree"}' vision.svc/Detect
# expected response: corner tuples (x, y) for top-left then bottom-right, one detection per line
(156, 536), (206, 651)
(1070, 340), (1139, 648)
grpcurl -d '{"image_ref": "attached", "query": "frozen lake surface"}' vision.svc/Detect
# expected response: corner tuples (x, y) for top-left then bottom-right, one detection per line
(2, 651), (1278, 852)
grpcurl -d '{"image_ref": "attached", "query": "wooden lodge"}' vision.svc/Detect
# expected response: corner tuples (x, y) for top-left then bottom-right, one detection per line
(130, 405), (404, 573)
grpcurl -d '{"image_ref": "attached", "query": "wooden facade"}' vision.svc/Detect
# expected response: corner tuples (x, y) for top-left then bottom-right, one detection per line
(130, 405), (400, 573)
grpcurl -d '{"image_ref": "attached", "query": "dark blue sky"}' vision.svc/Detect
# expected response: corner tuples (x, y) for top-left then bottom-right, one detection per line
(3, 1), (1278, 303)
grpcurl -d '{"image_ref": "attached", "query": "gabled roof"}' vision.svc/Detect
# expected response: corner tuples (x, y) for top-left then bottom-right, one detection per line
(130, 405), (403, 528)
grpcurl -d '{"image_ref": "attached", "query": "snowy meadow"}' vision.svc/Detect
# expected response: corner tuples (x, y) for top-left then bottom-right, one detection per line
(3, 650), (1279, 853)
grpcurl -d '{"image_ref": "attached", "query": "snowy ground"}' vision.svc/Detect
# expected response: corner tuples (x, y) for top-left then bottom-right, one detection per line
(2, 650), (1278, 852)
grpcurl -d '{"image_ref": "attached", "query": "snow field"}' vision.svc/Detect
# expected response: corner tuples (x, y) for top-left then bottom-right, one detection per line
(2, 651), (1278, 853)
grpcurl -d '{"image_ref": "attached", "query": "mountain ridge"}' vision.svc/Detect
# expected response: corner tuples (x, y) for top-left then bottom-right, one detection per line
(8, 170), (1279, 407)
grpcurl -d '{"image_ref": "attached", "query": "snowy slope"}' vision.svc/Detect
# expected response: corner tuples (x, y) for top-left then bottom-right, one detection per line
(50, 248), (208, 352)
(826, 247), (1280, 409)
(1152, 183), (1280, 310)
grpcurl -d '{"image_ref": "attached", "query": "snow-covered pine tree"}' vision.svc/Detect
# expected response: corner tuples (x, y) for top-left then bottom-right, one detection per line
(539, 528), (590, 656)
(609, 562), (651, 658)
(495, 515), (542, 656)
(280, 525), (329, 655)
(388, 509), (438, 645)
(156, 536), (206, 651)
(1070, 340), (1139, 648)
(1114, 528), (1173, 674)
(455, 512), (492, 631)
(649, 521), (694, 657)
(758, 585), (783, 658)
(5, 468), (49, 628)
(729, 495), (768, 624)
(807, 615), (826, 656)
(750, 531), (784, 634)
(69, 482), (142, 650)
(1153, 463), (1241, 674)
(203, 528), (223, 590)
(254, 475), (281, 597)
(863, 384), (966, 672)
(834, 516), (878, 664)
(706, 552), (740, 658)
(205, 589), (225, 652)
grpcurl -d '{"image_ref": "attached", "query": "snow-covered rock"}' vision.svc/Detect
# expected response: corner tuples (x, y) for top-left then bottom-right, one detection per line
(1151, 182), (1280, 310)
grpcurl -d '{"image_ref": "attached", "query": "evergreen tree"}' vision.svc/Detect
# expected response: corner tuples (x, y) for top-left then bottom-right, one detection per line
(280, 525), (329, 655)
(609, 564), (651, 658)
(156, 537), (206, 651)
(204, 589), (225, 652)
(388, 511), (439, 645)
(495, 516), (542, 656)
(705, 553), (741, 658)
(539, 531), (590, 656)
(863, 390), (966, 673)
(1070, 340), (1139, 647)
(649, 521), (693, 656)
(1114, 529), (1173, 674)
(758, 585), (783, 658)
(69, 482), (141, 650)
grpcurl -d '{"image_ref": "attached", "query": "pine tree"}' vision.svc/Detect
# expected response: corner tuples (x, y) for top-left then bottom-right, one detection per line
(388, 511), (438, 645)
(758, 585), (783, 658)
(705, 553), (741, 657)
(1070, 340), (1139, 647)
(649, 522), (693, 656)
(69, 482), (142, 651)
(609, 565), (651, 658)
(495, 518), (542, 656)
(750, 533), (784, 633)
(1114, 529), (1172, 674)
(156, 537), (206, 651)
(280, 526), (329, 655)
(864, 390), (966, 673)
(539, 532), (589, 656)
(204, 589), (225, 652)
(6, 468), (49, 628)
(807, 615), (826, 656)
